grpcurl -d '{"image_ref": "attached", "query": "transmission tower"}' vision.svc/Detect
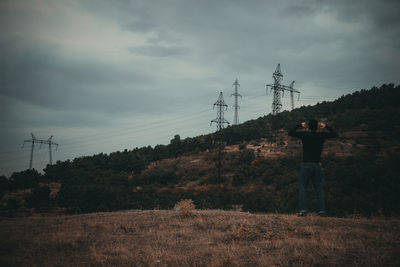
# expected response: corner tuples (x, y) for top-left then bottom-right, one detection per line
(266, 64), (300, 115)
(266, 64), (300, 151)
(22, 133), (58, 169)
(231, 78), (242, 125)
(288, 80), (296, 110)
(211, 92), (229, 181)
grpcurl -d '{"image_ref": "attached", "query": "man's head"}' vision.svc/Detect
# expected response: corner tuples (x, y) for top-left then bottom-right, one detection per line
(308, 119), (318, 131)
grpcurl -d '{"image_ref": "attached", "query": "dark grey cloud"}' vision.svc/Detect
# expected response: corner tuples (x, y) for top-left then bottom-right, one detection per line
(1, 0), (399, 176)
(284, 4), (316, 17)
(0, 38), (170, 115)
(105, 0), (399, 87)
(319, 0), (400, 26)
(128, 45), (187, 57)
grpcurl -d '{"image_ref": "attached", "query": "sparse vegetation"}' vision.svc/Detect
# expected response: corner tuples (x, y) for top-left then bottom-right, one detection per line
(0, 210), (399, 266)
(174, 199), (196, 216)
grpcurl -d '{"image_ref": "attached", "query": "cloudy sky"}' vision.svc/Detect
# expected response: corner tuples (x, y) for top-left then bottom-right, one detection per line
(1, 0), (399, 176)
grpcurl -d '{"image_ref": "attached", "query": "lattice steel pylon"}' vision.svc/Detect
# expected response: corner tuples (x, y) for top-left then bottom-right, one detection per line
(266, 64), (300, 115)
(288, 80), (296, 110)
(266, 64), (300, 151)
(22, 133), (58, 169)
(211, 92), (229, 181)
(231, 78), (242, 125)
(270, 64), (283, 115)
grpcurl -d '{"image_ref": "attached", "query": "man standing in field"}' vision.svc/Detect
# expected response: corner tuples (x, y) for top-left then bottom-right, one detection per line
(288, 119), (338, 216)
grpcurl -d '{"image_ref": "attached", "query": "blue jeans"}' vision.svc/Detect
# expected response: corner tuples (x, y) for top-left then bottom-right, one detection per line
(299, 162), (326, 213)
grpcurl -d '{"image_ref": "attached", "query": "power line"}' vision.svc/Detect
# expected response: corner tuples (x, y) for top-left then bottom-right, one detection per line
(0, 93), (338, 158)
(59, 108), (211, 146)
(0, 89), (348, 157)
(0, 83), (368, 172)
(59, 109), (211, 149)
(0, 109), (214, 169)
(0, 94), (333, 167)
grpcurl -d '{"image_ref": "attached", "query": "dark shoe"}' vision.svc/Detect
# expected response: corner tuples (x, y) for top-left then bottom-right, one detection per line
(298, 211), (307, 217)
(318, 211), (327, 217)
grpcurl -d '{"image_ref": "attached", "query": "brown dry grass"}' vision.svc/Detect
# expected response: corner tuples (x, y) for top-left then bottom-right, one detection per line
(173, 199), (196, 216)
(1, 210), (399, 266)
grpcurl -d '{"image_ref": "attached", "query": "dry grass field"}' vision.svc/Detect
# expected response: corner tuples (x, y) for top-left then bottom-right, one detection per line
(1, 209), (399, 266)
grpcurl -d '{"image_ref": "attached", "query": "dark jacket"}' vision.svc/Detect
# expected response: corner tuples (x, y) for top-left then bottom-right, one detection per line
(288, 124), (338, 162)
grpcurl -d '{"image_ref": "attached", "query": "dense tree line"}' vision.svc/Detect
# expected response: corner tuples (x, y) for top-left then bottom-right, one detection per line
(5, 150), (398, 216)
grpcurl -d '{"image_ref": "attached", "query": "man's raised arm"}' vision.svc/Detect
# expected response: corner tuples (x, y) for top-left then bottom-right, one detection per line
(325, 125), (338, 138)
(319, 122), (338, 138)
(288, 123), (305, 138)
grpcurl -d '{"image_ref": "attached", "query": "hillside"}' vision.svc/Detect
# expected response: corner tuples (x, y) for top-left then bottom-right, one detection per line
(1, 84), (400, 217)
(1, 209), (399, 266)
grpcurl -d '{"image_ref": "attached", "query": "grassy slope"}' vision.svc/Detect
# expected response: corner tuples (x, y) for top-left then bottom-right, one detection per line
(1, 209), (399, 266)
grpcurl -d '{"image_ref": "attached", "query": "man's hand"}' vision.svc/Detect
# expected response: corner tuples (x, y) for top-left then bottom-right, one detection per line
(301, 122), (307, 128)
(319, 122), (326, 129)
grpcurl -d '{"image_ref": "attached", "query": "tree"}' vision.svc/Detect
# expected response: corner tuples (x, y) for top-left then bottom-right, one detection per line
(26, 186), (52, 211)
(9, 169), (41, 189)
(170, 134), (183, 157)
